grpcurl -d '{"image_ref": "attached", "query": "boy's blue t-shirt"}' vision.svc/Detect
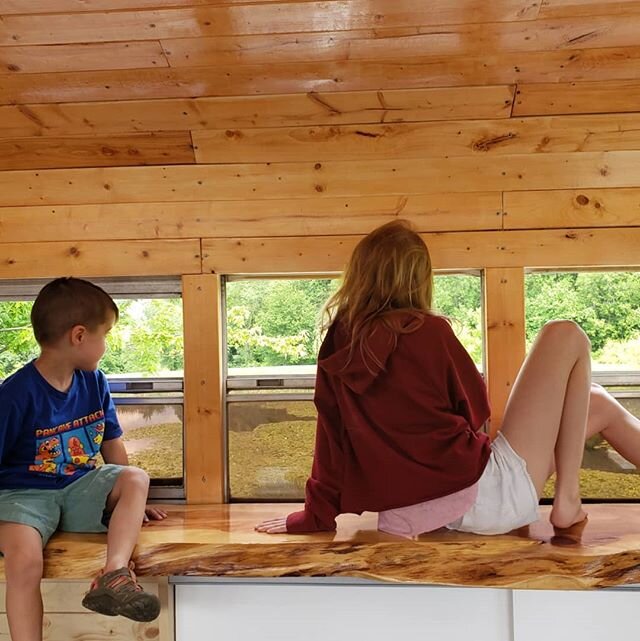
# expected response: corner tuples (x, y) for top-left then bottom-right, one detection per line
(0, 361), (123, 490)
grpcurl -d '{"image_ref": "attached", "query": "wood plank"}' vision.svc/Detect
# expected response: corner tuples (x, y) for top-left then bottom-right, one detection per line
(0, 240), (201, 278)
(182, 274), (224, 503)
(3, 47), (639, 104)
(202, 228), (640, 273)
(0, 613), (161, 640)
(1, 152), (640, 206)
(0, 86), (515, 138)
(504, 188), (640, 229)
(162, 15), (640, 68)
(0, 193), (502, 243)
(0, 132), (195, 170)
(514, 80), (640, 116)
(0, 1), (541, 46)
(192, 113), (640, 164)
(539, 0), (640, 18)
(0, 0), (319, 13)
(0, 41), (167, 73)
(484, 268), (526, 435)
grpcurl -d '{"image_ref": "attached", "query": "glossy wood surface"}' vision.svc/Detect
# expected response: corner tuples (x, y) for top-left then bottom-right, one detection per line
(1, 504), (639, 590)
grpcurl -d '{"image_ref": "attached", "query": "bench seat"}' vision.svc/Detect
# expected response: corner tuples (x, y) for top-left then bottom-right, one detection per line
(1, 503), (639, 589)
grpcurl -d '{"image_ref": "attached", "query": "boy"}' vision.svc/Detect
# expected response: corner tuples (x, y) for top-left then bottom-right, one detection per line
(0, 277), (167, 641)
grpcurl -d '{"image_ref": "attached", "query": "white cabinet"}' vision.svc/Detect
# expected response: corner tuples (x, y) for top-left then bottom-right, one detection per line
(175, 582), (512, 641)
(513, 589), (640, 641)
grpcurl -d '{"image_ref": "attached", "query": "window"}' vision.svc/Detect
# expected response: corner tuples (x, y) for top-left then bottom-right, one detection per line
(224, 273), (483, 501)
(526, 271), (640, 500)
(0, 278), (184, 497)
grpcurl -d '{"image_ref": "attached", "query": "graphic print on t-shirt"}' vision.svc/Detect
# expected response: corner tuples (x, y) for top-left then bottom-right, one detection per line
(29, 409), (105, 476)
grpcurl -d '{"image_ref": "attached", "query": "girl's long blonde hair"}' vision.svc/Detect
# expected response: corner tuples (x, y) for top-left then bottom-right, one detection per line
(323, 219), (434, 369)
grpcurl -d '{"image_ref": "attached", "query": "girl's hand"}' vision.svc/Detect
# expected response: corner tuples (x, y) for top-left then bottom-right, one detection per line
(255, 517), (288, 533)
(143, 506), (168, 523)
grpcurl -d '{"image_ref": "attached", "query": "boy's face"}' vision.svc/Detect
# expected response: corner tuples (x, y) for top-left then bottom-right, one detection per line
(73, 313), (116, 371)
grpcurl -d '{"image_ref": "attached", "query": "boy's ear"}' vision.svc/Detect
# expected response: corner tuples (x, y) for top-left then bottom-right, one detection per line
(69, 324), (87, 345)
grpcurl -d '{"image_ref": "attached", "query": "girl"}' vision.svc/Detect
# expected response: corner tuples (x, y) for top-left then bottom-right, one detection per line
(256, 220), (640, 537)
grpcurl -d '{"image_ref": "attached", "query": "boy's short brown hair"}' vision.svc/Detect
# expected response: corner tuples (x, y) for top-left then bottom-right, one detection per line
(31, 277), (119, 346)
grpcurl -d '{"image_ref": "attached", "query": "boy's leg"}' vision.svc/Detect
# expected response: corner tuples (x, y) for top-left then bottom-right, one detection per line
(103, 466), (150, 572)
(61, 465), (160, 621)
(0, 522), (44, 641)
(499, 320), (591, 529)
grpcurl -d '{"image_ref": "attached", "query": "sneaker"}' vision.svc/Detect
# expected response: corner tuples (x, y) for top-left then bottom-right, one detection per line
(82, 564), (161, 622)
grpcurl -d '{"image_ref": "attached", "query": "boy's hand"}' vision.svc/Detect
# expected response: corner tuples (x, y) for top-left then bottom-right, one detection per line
(255, 517), (288, 533)
(143, 506), (168, 523)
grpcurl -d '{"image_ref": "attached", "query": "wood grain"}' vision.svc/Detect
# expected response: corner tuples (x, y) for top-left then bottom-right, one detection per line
(3, 47), (640, 104)
(0, 193), (502, 243)
(192, 113), (640, 164)
(0, 132), (194, 170)
(0, 152), (639, 206)
(0, 86), (515, 139)
(0, 1), (541, 46)
(202, 227), (640, 273)
(1, 504), (640, 589)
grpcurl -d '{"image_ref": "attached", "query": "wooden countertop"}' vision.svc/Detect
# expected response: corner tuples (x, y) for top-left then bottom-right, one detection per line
(2, 504), (640, 589)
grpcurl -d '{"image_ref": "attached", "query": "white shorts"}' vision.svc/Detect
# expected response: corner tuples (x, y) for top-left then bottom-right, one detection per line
(447, 432), (539, 535)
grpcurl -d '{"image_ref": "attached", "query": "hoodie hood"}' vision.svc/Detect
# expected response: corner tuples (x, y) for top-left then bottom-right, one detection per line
(318, 320), (399, 394)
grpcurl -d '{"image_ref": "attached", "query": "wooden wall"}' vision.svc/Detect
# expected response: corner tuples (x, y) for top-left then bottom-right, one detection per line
(1, 0), (640, 503)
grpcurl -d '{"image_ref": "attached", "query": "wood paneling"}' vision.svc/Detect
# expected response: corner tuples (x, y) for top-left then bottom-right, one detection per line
(4, 47), (640, 104)
(539, 0), (640, 19)
(202, 228), (640, 273)
(1, 152), (640, 206)
(0, 41), (168, 73)
(514, 80), (640, 116)
(182, 274), (225, 503)
(0, 613), (161, 640)
(484, 268), (526, 434)
(504, 188), (640, 229)
(0, 1), (541, 47)
(161, 15), (640, 69)
(0, 0), (311, 12)
(0, 240), (201, 278)
(0, 193), (502, 242)
(0, 132), (194, 170)
(192, 113), (640, 164)
(0, 86), (515, 139)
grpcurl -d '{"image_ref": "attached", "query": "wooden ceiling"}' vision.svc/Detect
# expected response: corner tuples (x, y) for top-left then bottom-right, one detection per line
(1, 0), (640, 274)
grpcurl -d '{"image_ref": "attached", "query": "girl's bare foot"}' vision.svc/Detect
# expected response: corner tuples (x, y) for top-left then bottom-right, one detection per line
(550, 493), (587, 529)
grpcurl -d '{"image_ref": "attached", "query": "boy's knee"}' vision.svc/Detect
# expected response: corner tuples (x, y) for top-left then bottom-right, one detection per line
(117, 466), (150, 493)
(541, 320), (591, 351)
(3, 541), (44, 583)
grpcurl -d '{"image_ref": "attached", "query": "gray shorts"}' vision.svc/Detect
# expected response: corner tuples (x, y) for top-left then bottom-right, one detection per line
(0, 464), (125, 546)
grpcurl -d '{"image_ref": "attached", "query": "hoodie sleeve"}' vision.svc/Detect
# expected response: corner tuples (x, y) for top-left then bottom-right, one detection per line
(440, 320), (491, 431)
(286, 366), (344, 533)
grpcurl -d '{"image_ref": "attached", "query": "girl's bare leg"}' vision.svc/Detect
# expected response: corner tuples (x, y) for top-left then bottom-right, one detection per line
(500, 320), (591, 529)
(586, 383), (640, 465)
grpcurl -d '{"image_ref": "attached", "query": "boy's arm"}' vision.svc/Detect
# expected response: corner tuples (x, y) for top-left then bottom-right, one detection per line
(100, 436), (129, 465)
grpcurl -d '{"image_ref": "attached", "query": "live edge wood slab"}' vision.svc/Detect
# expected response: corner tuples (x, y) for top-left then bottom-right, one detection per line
(1, 504), (639, 590)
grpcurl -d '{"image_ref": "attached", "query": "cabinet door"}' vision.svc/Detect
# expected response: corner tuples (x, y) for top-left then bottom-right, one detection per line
(176, 582), (512, 641)
(513, 589), (640, 641)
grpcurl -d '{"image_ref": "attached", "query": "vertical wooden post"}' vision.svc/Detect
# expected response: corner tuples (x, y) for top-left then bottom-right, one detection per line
(484, 267), (526, 436)
(182, 274), (225, 503)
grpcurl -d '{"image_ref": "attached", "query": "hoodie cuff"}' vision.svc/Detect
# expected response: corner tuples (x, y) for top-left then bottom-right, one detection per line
(286, 509), (336, 533)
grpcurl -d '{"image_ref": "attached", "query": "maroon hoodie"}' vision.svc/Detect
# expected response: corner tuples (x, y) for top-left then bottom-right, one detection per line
(286, 312), (492, 533)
